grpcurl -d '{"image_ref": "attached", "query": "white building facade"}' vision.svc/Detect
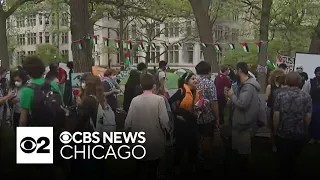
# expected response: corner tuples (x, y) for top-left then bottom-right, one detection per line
(8, 11), (243, 70)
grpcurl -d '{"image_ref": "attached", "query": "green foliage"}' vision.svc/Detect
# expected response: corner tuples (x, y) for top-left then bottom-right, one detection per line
(36, 44), (62, 65)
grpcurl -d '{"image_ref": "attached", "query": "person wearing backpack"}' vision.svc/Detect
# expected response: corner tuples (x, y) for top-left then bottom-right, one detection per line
(227, 62), (262, 175)
(19, 56), (65, 179)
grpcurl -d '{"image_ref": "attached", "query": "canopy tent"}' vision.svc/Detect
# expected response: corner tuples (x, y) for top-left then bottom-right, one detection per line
(120, 72), (180, 90)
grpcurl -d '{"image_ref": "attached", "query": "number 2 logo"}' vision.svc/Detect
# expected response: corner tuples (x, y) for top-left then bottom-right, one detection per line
(20, 136), (50, 154)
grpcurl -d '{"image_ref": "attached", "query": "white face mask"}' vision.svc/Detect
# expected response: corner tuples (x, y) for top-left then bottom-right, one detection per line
(81, 83), (86, 89)
(15, 81), (22, 87)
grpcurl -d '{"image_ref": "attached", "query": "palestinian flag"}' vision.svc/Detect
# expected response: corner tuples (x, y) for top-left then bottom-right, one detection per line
(229, 43), (235, 50)
(74, 40), (82, 50)
(124, 50), (130, 65)
(255, 41), (261, 53)
(127, 40), (132, 50)
(161, 42), (168, 49)
(213, 43), (221, 53)
(91, 35), (97, 44)
(240, 42), (249, 52)
(137, 41), (144, 51)
(103, 37), (109, 46)
(114, 39), (120, 48)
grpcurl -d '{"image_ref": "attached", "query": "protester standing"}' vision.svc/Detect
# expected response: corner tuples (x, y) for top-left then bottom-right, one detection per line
(302, 66), (320, 144)
(57, 62), (67, 96)
(123, 70), (143, 112)
(103, 69), (121, 112)
(214, 64), (231, 125)
(296, 65), (308, 89)
(227, 62), (261, 175)
(274, 72), (312, 176)
(125, 73), (170, 180)
(195, 61), (219, 164)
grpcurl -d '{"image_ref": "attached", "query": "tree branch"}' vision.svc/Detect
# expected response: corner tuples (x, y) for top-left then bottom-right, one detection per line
(5, 0), (44, 18)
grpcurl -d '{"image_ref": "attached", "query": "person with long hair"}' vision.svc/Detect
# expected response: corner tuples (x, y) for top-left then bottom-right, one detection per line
(265, 69), (286, 152)
(125, 73), (170, 180)
(169, 72), (199, 175)
(73, 74), (105, 180)
(123, 70), (142, 112)
(9, 69), (29, 131)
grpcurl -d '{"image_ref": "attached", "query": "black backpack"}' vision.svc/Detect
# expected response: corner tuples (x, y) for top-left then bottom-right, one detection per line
(26, 81), (65, 129)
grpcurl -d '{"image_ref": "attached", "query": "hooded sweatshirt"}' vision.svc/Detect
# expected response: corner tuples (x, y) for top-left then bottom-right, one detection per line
(231, 77), (261, 131)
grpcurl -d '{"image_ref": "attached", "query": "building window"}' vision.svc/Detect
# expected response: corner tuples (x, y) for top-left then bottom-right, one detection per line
(61, 50), (69, 61)
(27, 15), (36, 26)
(231, 28), (239, 42)
(39, 32), (43, 44)
(51, 13), (56, 25)
(186, 44), (193, 64)
(61, 32), (68, 44)
(45, 32), (50, 43)
(17, 51), (26, 64)
(131, 25), (136, 39)
(27, 51), (36, 55)
(165, 45), (179, 64)
(61, 13), (68, 26)
(17, 34), (26, 46)
(154, 23), (160, 37)
(224, 26), (230, 41)
(150, 46), (160, 64)
(165, 22), (179, 37)
(27, 33), (36, 45)
(233, 14), (239, 22)
(16, 16), (25, 28)
(186, 21), (192, 36)
(38, 14), (43, 25)
(214, 25), (223, 41)
(52, 33), (56, 44)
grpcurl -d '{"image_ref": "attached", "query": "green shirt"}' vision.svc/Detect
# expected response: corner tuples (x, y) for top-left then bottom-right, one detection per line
(20, 78), (61, 111)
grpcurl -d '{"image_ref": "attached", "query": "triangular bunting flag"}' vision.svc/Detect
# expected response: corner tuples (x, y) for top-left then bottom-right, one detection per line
(114, 39), (120, 48)
(91, 35), (97, 44)
(240, 42), (249, 52)
(103, 37), (109, 46)
(201, 43), (206, 47)
(213, 43), (221, 53)
(127, 40), (132, 50)
(255, 41), (261, 53)
(74, 40), (82, 50)
(161, 42), (168, 49)
(137, 41), (144, 51)
(151, 43), (156, 49)
(229, 43), (235, 50)
(124, 50), (131, 64)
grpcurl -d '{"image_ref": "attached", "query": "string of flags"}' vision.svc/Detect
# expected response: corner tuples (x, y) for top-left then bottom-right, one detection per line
(72, 34), (268, 53)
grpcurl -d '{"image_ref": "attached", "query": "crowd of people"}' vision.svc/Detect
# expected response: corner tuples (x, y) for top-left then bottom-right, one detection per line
(0, 54), (320, 179)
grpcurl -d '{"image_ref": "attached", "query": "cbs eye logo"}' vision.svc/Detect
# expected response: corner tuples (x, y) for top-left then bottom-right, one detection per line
(59, 131), (72, 144)
(20, 136), (50, 154)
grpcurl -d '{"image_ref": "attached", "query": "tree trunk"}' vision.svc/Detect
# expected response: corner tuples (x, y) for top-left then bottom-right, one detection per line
(257, 0), (272, 93)
(70, 0), (93, 73)
(189, 0), (218, 73)
(0, 10), (9, 69)
(309, 18), (320, 54)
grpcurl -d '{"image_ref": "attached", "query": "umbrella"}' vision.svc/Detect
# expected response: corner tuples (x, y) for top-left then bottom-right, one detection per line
(120, 72), (180, 90)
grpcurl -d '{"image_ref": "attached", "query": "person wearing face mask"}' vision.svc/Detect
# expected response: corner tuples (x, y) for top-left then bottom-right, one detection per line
(302, 67), (320, 144)
(9, 69), (29, 131)
(103, 69), (121, 112)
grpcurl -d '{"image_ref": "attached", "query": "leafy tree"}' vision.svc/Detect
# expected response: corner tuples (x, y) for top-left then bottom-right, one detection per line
(36, 43), (63, 65)
(0, 0), (45, 69)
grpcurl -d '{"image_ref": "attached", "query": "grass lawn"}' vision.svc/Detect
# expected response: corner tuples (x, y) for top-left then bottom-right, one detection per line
(2, 99), (320, 178)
